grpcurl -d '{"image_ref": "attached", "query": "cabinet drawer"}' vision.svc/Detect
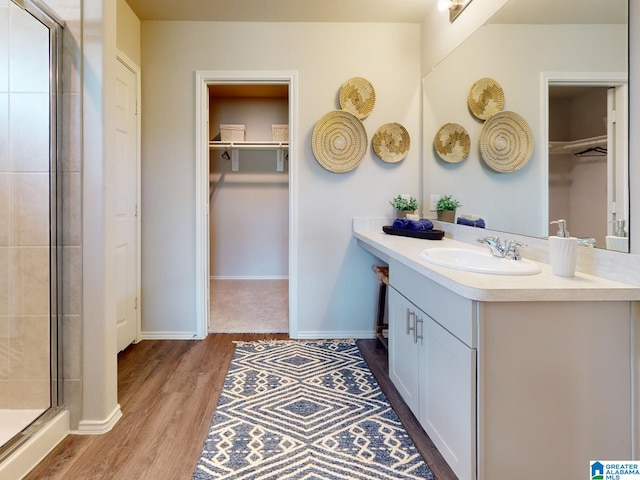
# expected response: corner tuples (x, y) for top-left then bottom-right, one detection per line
(389, 259), (476, 347)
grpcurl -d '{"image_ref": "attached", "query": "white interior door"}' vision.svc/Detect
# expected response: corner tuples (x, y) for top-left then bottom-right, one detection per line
(115, 57), (139, 352)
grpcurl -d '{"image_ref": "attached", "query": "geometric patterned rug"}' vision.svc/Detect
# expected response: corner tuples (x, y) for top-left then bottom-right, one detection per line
(192, 339), (435, 479)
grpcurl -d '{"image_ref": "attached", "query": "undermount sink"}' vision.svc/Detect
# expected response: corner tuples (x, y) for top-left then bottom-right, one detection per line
(419, 247), (542, 276)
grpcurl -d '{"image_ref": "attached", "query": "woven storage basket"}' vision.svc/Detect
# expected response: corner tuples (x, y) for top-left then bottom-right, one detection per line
(272, 124), (289, 142)
(479, 111), (533, 172)
(220, 124), (246, 141)
(468, 78), (504, 121)
(434, 123), (470, 163)
(372, 123), (410, 163)
(312, 110), (367, 173)
(339, 77), (376, 119)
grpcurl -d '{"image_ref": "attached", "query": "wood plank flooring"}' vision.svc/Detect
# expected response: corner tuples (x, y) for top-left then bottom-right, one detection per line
(25, 335), (457, 480)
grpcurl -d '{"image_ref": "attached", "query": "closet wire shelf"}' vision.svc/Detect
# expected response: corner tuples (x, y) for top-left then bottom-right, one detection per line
(209, 141), (289, 172)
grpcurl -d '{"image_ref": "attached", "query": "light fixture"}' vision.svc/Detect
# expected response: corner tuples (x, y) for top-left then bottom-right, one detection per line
(438, 0), (473, 22)
(437, 0), (453, 11)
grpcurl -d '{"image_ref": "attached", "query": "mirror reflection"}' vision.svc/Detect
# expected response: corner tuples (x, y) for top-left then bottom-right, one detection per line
(548, 84), (628, 252)
(422, 0), (628, 251)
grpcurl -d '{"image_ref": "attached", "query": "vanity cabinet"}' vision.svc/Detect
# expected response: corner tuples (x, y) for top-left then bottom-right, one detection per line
(386, 258), (635, 480)
(389, 259), (476, 480)
(388, 288), (421, 413)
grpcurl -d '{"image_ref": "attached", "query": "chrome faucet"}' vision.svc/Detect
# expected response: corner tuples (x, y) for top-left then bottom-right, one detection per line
(477, 237), (524, 260)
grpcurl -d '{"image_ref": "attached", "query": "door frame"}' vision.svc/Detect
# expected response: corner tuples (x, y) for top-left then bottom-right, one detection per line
(116, 50), (142, 345)
(540, 71), (628, 237)
(194, 70), (298, 339)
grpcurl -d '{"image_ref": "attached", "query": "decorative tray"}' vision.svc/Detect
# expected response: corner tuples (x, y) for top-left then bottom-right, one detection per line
(382, 226), (445, 240)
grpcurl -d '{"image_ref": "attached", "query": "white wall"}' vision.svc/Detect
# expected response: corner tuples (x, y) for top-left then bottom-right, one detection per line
(422, 23), (626, 237)
(140, 21), (422, 337)
(116, 0), (140, 65)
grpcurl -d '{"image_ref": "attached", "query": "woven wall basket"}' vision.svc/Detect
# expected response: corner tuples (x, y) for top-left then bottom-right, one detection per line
(479, 111), (534, 173)
(433, 123), (470, 163)
(312, 110), (367, 173)
(468, 77), (505, 120)
(339, 77), (376, 119)
(372, 122), (410, 163)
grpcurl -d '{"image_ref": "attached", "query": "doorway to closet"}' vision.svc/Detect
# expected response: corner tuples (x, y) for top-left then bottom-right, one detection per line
(208, 84), (289, 333)
(546, 79), (628, 251)
(195, 70), (298, 339)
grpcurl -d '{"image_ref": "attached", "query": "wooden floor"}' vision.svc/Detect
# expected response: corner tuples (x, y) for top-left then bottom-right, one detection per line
(25, 335), (457, 480)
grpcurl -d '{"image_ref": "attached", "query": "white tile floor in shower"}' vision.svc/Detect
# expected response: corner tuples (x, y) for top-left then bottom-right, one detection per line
(0, 409), (44, 446)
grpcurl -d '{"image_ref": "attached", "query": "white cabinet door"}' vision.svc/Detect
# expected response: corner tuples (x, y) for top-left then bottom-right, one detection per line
(388, 287), (420, 414)
(421, 317), (476, 480)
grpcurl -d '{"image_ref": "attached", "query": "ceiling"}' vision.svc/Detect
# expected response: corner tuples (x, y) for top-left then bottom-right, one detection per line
(125, 0), (627, 25)
(124, 0), (435, 23)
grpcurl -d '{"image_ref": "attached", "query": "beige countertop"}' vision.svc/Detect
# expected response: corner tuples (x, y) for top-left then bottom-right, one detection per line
(354, 228), (640, 302)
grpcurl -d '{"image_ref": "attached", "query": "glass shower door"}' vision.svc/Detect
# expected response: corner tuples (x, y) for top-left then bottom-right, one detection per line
(0, 0), (61, 451)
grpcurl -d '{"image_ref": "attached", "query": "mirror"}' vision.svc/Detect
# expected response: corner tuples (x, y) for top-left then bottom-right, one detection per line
(423, 0), (628, 251)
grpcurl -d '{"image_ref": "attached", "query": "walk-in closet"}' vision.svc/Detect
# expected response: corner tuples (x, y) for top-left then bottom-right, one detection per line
(208, 84), (289, 333)
(548, 86), (609, 247)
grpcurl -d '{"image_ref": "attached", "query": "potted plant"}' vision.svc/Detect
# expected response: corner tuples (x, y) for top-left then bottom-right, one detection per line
(436, 194), (461, 223)
(390, 194), (419, 218)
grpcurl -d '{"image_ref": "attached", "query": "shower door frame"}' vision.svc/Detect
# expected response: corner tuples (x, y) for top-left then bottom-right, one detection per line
(0, 0), (64, 460)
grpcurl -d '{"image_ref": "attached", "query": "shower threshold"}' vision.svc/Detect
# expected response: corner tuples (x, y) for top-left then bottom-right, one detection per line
(0, 409), (46, 446)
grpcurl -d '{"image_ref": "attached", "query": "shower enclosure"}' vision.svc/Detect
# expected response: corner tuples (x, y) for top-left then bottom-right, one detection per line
(0, 0), (62, 457)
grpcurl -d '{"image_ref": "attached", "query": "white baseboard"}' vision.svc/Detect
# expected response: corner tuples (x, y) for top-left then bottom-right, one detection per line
(209, 276), (289, 280)
(292, 330), (376, 340)
(0, 409), (69, 480)
(74, 405), (122, 435)
(140, 331), (374, 340)
(140, 331), (200, 340)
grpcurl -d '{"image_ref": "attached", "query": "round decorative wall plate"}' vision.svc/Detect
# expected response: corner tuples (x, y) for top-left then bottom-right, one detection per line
(468, 77), (505, 120)
(372, 122), (410, 163)
(433, 123), (470, 163)
(312, 110), (368, 173)
(339, 77), (376, 119)
(479, 110), (534, 172)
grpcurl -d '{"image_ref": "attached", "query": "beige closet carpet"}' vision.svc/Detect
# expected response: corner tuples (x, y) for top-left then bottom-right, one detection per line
(209, 279), (288, 333)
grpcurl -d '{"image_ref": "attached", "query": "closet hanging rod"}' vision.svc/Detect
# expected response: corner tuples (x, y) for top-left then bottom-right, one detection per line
(548, 135), (607, 154)
(209, 141), (289, 150)
(575, 146), (607, 157)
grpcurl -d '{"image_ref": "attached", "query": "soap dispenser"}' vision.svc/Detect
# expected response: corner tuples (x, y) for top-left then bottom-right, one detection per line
(549, 219), (578, 277)
(614, 219), (627, 237)
(606, 219), (629, 252)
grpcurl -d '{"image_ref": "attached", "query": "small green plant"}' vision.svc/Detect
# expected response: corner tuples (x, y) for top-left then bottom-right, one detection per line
(390, 195), (419, 211)
(436, 194), (461, 211)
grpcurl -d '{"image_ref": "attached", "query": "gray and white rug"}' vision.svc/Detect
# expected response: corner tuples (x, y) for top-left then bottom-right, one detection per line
(193, 339), (435, 479)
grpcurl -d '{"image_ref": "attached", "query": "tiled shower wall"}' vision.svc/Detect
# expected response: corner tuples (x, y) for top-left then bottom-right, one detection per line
(0, 0), (83, 428)
(54, 0), (83, 429)
(0, 0), (52, 410)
